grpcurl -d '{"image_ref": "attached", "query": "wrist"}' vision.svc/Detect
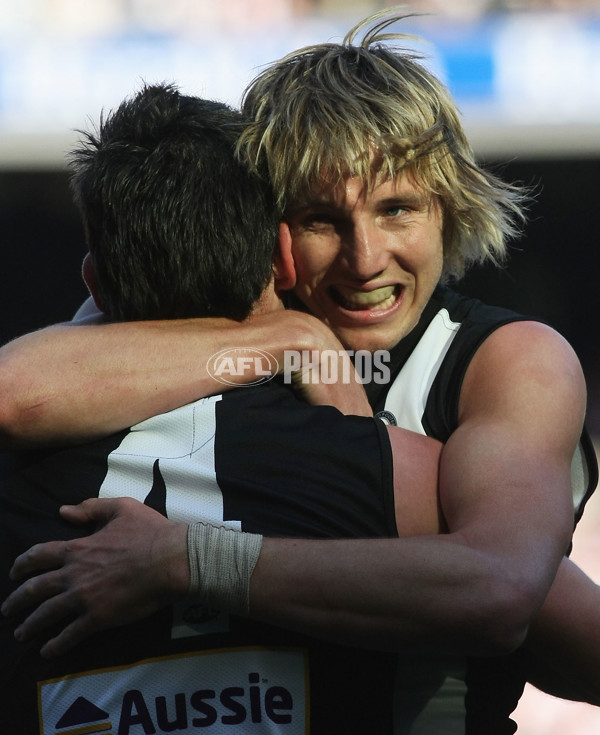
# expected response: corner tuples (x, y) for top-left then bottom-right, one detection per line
(153, 522), (191, 602)
(187, 522), (263, 616)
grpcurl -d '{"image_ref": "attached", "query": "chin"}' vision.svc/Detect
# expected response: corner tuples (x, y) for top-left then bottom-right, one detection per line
(335, 328), (402, 354)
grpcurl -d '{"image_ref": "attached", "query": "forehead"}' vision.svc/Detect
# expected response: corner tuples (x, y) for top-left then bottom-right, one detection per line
(292, 169), (430, 211)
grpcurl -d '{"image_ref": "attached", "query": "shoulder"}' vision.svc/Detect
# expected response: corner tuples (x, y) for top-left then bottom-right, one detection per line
(413, 289), (540, 439)
(459, 320), (586, 433)
(468, 320), (583, 383)
(430, 287), (538, 375)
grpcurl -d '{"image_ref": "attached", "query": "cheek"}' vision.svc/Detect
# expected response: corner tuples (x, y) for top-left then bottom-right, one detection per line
(416, 229), (444, 279)
(430, 243), (444, 279)
(422, 252), (443, 293)
(291, 239), (330, 286)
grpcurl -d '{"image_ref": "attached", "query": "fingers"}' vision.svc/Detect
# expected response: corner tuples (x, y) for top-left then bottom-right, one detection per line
(9, 540), (66, 581)
(10, 591), (95, 658)
(2, 568), (66, 619)
(2, 570), (100, 658)
(59, 496), (123, 525)
(1, 497), (153, 659)
(13, 591), (76, 643)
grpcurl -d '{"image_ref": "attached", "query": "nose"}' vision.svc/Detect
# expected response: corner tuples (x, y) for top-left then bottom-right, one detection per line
(340, 222), (391, 281)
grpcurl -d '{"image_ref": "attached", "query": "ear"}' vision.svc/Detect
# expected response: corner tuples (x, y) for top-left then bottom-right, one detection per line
(81, 252), (104, 311)
(272, 222), (296, 293)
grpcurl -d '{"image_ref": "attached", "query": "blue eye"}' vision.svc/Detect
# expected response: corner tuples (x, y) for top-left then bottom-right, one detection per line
(385, 205), (406, 217)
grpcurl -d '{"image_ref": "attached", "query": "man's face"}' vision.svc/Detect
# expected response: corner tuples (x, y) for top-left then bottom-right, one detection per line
(287, 173), (444, 352)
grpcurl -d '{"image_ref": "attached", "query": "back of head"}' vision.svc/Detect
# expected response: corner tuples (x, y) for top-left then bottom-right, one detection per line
(70, 83), (280, 322)
(240, 8), (528, 281)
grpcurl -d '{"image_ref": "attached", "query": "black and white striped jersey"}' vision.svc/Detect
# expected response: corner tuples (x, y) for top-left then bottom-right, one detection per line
(0, 381), (398, 735)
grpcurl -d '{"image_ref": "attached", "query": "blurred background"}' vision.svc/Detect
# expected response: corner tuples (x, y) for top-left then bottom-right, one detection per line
(0, 2), (599, 731)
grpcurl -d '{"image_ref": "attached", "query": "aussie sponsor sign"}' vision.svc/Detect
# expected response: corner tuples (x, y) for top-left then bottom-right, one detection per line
(39, 647), (307, 734)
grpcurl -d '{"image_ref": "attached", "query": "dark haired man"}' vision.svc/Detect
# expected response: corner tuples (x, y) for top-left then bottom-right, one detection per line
(0, 82), (450, 734)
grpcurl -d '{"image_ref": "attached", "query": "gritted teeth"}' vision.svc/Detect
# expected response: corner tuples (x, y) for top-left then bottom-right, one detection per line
(332, 284), (398, 311)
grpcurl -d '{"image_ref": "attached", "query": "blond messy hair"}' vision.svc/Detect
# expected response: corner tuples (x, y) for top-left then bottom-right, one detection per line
(239, 7), (528, 281)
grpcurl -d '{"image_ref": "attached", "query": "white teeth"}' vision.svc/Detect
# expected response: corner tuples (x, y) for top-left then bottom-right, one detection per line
(335, 285), (396, 310)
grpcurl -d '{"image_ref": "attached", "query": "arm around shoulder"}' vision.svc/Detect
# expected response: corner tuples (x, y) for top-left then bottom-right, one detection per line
(0, 318), (244, 447)
(0, 309), (361, 447)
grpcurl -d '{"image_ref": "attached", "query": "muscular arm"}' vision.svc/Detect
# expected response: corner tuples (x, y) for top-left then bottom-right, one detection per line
(2, 323), (582, 660)
(0, 319), (226, 446)
(7, 501), (599, 701)
(247, 322), (580, 651)
(0, 309), (370, 447)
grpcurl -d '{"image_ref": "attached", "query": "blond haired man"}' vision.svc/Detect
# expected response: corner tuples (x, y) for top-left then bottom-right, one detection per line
(1, 10), (597, 734)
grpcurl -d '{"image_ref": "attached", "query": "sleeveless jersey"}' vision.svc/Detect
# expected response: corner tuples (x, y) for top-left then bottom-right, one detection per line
(365, 285), (598, 735)
(0, 381), (398, 735)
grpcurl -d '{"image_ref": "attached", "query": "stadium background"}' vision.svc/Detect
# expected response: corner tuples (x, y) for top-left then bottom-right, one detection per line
(1, 2), (599, 731)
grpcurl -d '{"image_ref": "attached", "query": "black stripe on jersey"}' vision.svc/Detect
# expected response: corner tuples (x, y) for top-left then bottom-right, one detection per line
(215, 381), (397, 539)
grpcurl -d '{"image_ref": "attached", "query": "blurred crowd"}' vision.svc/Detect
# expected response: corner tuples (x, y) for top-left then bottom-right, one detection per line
(402, 0), (600, 19)
(0, 0), (598, 37)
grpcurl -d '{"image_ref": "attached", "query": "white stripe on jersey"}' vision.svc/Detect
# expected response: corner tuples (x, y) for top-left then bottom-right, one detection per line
(383, 308), (461, 434)
(98, 395), (239, 528)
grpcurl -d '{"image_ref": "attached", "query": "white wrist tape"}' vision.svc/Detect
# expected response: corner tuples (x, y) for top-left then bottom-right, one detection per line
(187, 521), (263, 616)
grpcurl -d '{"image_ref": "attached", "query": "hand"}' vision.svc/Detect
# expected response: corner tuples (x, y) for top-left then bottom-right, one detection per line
(288, 347), (373, 417)
(261, 310), (373, 417)
(1, 497), (189, 658)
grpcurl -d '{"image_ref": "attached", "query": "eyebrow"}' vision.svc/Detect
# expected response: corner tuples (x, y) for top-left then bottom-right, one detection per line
(379, 193), (428, 206)
(293, 191), (430, 212)
(287, 199), (337, 215)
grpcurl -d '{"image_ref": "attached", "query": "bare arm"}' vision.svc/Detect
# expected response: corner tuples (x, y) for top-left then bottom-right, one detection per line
(6, 499), (599, 703)
(0, 309), (370, 447)
(523, 557), (600, 706)
(2, 323), (582, 660)
(0, 318), (230, 446)
(247, 322), (580, 651)
(1, 427), (443, 657)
